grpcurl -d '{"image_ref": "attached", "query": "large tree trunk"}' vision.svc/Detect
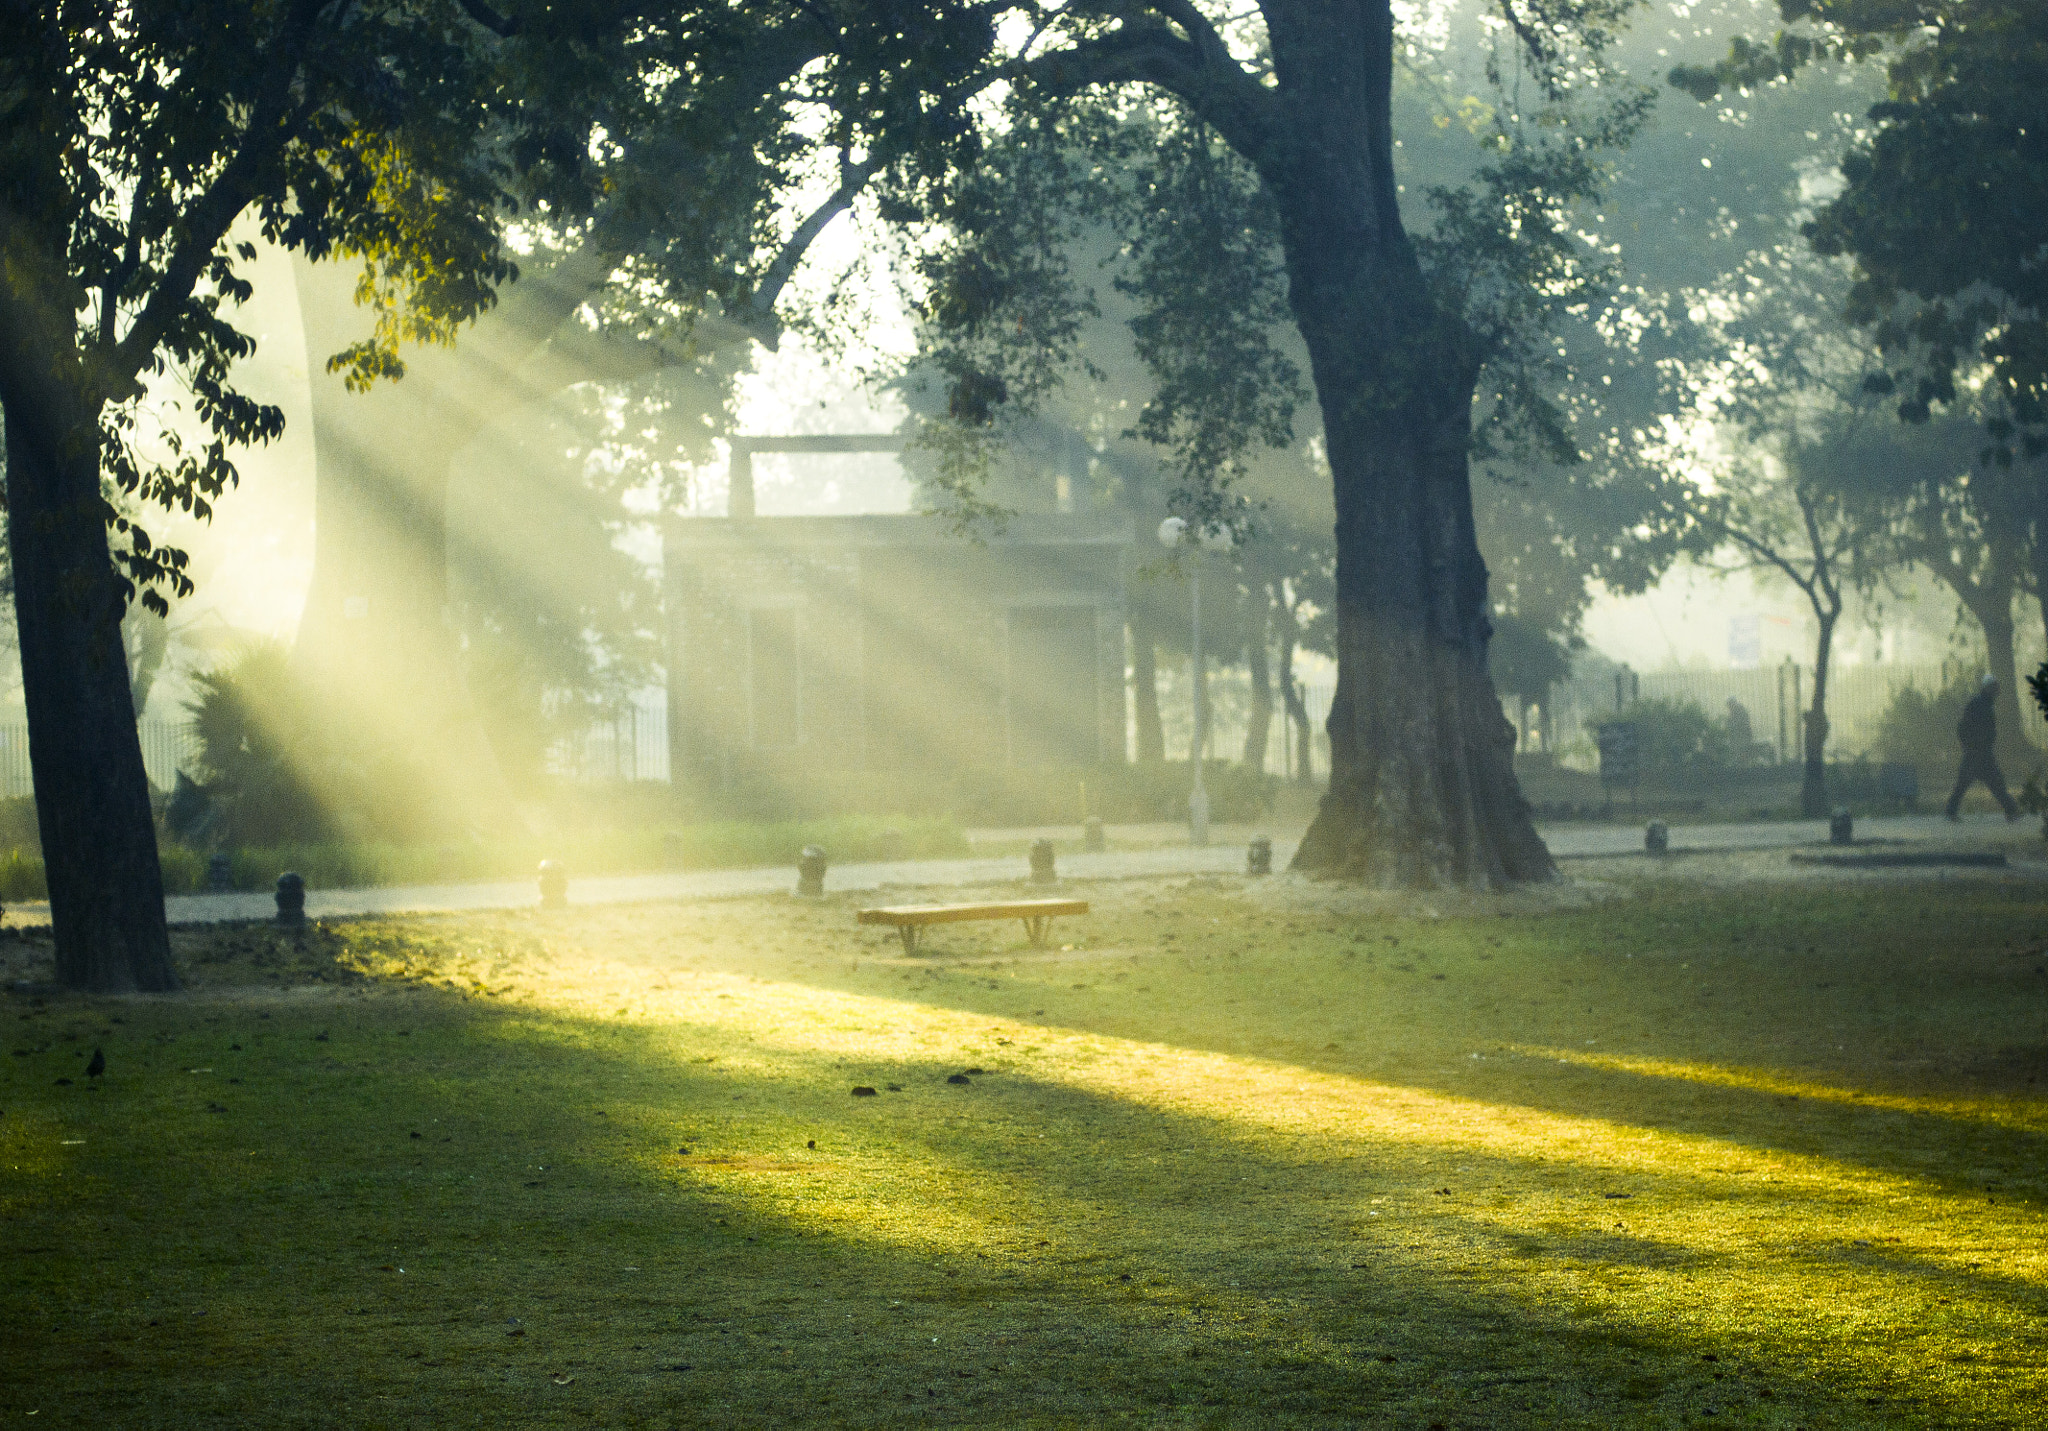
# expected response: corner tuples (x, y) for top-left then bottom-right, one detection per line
(1262, 7), (1551, 887)
(1978, 598), (2031, 768)
(1130, 608), (1165, 763)
(2, 398), (177, 992)
(1801, 608), (1837, 818)
(2033, 479), (2048, 691)
(1938, 556), (2033, 767)
(1242, 587), (1274, 769)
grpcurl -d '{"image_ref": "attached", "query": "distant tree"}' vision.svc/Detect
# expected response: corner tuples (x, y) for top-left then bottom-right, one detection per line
(1674, 2), (2048, 645)
(0, 1), (506, 991)
(1653, 245), (1890, 814)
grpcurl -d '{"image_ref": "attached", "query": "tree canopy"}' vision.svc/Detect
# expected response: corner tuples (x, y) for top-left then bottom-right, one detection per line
(1672, 1), (2048, 449)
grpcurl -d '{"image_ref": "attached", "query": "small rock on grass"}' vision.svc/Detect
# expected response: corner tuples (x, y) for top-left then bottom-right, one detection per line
(851, 1086), (878, 1097)
(946, 1073), (971, 1085)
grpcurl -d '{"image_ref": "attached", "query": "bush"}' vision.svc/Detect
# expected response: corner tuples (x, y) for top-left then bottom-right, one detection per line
(0, 815), (973, 901)
(1873, 676), (1977, 774)
(1613, 699), (1733, 779)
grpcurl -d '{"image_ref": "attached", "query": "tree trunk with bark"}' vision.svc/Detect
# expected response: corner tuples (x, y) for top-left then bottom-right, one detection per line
(1, 399), (177, 992)
(1801, 609), (1836, 818)
(1976, 598), (2030, 767)
(1242, 587), (1273, 770)
(1260, 7), (1551, 886)
(1925, 543), (2033, 767)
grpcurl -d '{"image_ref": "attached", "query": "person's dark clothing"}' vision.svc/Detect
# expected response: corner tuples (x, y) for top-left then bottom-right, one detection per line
(1958, 688), (1997, 753)
(1948, 688), (2019, 818)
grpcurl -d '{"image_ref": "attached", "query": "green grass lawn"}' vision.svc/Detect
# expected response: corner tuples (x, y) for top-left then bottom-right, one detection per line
(2, 868), (2045, 1427)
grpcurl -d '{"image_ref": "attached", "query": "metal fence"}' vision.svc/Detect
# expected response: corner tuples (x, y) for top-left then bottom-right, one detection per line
(0, 720), (199, 799)
(542, 694), (671, 783)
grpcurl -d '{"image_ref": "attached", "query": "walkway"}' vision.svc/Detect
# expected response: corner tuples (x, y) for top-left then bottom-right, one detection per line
(7, 812), (2023, 927)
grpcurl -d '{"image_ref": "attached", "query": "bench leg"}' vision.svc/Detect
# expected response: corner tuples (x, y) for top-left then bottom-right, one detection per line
(897, 924), (919, 956)
(1022, 915), (1051, 947)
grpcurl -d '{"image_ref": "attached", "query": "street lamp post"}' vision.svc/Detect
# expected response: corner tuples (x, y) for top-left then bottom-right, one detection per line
(1158, 517), (1233, 847)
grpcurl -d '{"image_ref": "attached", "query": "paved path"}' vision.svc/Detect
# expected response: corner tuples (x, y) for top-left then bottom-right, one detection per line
(9, 811), (2024, 927)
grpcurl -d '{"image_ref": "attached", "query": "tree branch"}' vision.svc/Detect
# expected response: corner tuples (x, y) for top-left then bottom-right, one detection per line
(1013, 18), (1276, 162)
(736, 151), (884, 348)
(454, 0), (521, 37)
(107, 0), (332, 393)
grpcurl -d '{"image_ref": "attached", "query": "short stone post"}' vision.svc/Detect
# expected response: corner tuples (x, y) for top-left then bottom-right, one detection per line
(1247, 836), (1273, 875)
(274, 872), (306, 928)
(1082, 816), (1105, 852)
(1830, 807), (1853, 846)
(1644, 821), (1669, 856)
(207, 852), (233, 893)
(538, 860), (568, 910)
(796, 846), (827, 897)
(1029, 838), (1057, 884)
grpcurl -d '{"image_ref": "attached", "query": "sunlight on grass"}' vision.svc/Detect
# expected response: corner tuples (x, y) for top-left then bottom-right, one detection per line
(1514, 1042), (2048, 1132)
(484, 915), (2047, 1422)
(5, 875), (2045, 1426)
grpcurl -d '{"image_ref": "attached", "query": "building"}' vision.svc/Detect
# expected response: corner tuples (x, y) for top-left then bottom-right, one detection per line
(663, 510), (1131, 782)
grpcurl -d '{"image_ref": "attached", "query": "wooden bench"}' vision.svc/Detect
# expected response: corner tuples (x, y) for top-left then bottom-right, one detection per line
(856, 899), (1089, 955)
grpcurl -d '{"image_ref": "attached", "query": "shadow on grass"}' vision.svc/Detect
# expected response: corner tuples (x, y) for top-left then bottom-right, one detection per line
(2, 961), (2020, 1429)
(762, 880), (2048, 1218)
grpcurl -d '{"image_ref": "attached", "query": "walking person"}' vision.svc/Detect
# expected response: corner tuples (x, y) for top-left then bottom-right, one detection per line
(1946, 675), (2020, 821)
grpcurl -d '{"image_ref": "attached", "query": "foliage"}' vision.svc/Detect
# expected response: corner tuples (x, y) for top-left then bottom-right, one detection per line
(1489, 613), (1578, 707)
(184, 643), (336, 846)
(1875, 672), (1983, 771)
(1672, 1), (2048, 454)
(685, 759), (1280, 829)
(1615, 697), (1735, 776)
(182, 641), (458, 846)
(0, 815), (973, 900)
(888, 6), (1652, 542)
(0, 0), (517, 610)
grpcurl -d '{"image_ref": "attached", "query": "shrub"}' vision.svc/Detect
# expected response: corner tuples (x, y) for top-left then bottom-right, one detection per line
(1873, 676), (1978, 773)
(183, 642), (472, 847)
(1613, 699), (1733, 778)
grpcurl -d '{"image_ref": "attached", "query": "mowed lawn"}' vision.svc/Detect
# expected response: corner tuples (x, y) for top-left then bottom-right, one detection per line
(2, 869), (2045, 1428)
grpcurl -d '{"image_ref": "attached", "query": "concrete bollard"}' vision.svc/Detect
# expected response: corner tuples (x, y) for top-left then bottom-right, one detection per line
(796, 846), (827, 897)
(1644, 821), (1669, 856)
(538, 860), (568, 910)
(275, 872), (306, 927)
(1830, 807), (1854, 846)
(1247, 836), (1273, 875)
(1083, 815), (1105, 852)
(1029, 838), (1057, 884)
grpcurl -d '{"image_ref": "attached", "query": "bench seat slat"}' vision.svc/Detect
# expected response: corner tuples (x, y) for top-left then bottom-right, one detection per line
(857, 899), (1088, 927)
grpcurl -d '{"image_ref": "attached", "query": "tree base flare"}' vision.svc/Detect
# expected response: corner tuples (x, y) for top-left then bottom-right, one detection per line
(1291, 667), (1556, 891)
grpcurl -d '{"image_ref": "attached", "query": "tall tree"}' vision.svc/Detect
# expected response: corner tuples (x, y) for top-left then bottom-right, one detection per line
(868, 1), (1651, 885)
(0, 1), (506, 990)
(1651, 244), (1898, 813)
